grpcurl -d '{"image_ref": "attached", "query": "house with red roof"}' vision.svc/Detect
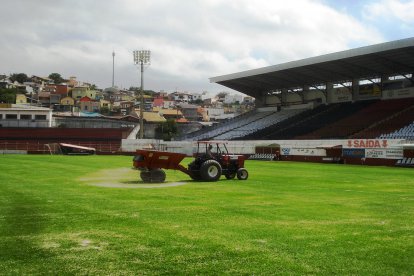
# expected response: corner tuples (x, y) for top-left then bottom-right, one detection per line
(79, 96), (99, 113)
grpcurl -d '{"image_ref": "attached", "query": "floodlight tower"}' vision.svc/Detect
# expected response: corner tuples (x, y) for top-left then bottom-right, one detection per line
(112, 50), (115, 87)
(133, 50), (151, 139)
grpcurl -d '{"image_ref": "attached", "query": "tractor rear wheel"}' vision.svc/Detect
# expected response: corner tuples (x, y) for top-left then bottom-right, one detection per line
(200, 160), (222, 181)
(236, 168), (248, 180)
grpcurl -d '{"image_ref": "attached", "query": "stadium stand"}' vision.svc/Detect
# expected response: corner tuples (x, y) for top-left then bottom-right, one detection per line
(354, 104), (414, 138)
(396, 157), (414, 167)
(240, 101), (372, 140)
(181, 109), (257, 140)
(182, 109), (275, 140)
(248, 153), (276, 160)
(183, 107), (309, 141)
(378, 121), (414, 140)
(299, 98), (414, 139)
(239, 104), (329, 140)
(181, 97), (414, 141)
(213, 108), (305, 140)
(205, 38), (414, 143)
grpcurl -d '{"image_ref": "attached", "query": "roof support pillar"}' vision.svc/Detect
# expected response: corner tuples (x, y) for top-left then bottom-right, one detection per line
(301, 86), (308, 103)
(255, 92), (266, 108)
(326, 82), (334, 104)
(281, 89), (288, 106)
(352, 79), (360, 101)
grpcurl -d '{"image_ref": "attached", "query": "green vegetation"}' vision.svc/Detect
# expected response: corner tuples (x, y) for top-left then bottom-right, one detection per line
(48, 73), (64, 84)
(0, 155), (413, 275)
(155, 119), (178, 141)
(0, 88), (18, 103)
(9, 73), (29, 84)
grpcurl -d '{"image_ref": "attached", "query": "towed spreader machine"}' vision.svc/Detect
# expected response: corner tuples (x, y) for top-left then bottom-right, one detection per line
(132, 141), (248, 183)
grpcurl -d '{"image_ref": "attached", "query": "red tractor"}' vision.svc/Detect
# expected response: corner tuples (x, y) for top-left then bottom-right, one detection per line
(132, 141), (248, 183)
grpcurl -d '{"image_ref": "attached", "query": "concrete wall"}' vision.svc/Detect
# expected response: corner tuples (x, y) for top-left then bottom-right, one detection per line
(122, 138), (407, 156)
(264, 95), (281, 106)
(304, 90), (326, 104)
(0, 150), (27, 154)
(382, 87), (414, 100)
(285, 93), (302, 105)
(329, 87), (352, 103)
(0, 107), (52, 127)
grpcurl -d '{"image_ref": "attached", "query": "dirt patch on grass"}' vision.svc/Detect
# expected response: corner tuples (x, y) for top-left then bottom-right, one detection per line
(79, 168), (189, 189)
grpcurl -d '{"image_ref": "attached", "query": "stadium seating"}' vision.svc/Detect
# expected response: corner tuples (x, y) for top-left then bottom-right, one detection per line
(261, 101), (372, 140)
(378, 121), (414, 140)
(183, 109), (293, 140)
(395, 157), (414, 167)
(181, 98), (414, 141)
(297, 98), (414, 139)
(213, 109), (304, 140)
(248, 153), (276, 160)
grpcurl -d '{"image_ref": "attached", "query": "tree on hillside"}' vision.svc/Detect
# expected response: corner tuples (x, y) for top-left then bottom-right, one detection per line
(9, 73), (29, 84)
(217, 92), (228, 99)
(190, 98), (203, 105)
(155, 119), (178, 141)
(129, 87), (155, 96)
(48, 73), (64, 84)
(0, 88), (18, 103)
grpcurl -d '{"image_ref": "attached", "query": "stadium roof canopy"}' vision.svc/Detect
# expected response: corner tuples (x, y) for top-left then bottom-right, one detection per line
(210, 37), (414, 97)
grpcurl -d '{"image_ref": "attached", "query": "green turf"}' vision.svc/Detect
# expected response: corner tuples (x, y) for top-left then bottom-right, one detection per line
(0, 154), (413, 275)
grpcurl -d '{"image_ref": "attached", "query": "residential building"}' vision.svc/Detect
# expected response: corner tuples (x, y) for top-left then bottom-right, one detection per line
(71, 86), (97, 101)
(100, 99), (111, 110)
(31, 75), (52, 85)
(61, 96), (75, 106)
(37, 92), (51, 107)
(68, 76), (78, 87)
(224, 93), (244, 104)
(178, 103), (199, 121)
(79, 96), (99, 113)
(15, 94), (28, 105)
(0, 104), (52, 127)
(153, 107), (183, 120)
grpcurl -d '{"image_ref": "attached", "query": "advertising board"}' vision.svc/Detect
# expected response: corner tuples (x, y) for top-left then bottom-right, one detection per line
(385, 149), (404, 159)
(281, 148), (326, 156)
(342, 148), (365, 158)
(365, 149), (386, 158)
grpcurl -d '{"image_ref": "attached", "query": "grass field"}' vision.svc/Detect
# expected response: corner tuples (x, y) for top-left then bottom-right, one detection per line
(0, 154), (413, 275)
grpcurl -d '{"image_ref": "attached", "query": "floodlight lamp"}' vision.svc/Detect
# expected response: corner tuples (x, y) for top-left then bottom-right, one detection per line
(133, 50), (151, 65)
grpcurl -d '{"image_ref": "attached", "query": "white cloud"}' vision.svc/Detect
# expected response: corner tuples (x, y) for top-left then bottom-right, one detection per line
(363, 0), (414, 22)
(0, 0), (385, 94)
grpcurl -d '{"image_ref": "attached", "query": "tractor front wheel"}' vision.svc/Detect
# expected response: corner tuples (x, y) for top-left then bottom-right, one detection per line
(236, 168), (248, 180)
(200, 160), (222, 182)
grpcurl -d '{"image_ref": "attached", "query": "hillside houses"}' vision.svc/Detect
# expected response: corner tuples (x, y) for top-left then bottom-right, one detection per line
(0, 73), (253, 138)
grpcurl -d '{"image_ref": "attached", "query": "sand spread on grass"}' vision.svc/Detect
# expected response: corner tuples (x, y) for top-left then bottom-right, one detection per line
(79, 168), (188, 188)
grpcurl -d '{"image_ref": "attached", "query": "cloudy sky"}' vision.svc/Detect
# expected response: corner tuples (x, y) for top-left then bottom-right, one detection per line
(1, 0), (413, 94)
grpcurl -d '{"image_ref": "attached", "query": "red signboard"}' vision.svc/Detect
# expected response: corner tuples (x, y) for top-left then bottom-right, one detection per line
(347, 139), (388, 148)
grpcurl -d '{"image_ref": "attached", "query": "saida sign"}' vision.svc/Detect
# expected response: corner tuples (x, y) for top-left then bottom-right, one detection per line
(347, 139), (388, 148)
